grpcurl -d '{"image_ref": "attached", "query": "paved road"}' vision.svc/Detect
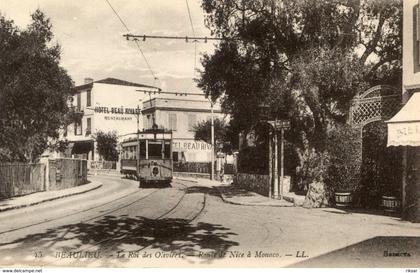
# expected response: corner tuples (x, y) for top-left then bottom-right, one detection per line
(0, 174), (418, 268)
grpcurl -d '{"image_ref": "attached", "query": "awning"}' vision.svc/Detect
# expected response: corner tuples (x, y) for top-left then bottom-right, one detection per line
(387, 92), (420, 147)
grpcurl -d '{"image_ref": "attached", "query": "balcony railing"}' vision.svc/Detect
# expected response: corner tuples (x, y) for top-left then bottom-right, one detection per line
(70, 106), (84, 114)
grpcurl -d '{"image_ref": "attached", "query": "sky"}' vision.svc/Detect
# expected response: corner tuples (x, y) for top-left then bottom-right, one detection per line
(0, 0), (217, 92)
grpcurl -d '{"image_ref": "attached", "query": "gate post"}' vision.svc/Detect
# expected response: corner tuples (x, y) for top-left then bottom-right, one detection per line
(40, 156), (50, 191)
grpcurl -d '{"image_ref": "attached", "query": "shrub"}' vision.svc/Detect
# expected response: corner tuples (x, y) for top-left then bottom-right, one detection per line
(325, 124), (362, 192)
(94, 131), (119, 161)
(295, 146), (329, 192)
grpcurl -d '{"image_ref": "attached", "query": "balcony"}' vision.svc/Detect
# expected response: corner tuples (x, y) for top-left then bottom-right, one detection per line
(70, 106), (84, 114)
(67, 106), (84, 124)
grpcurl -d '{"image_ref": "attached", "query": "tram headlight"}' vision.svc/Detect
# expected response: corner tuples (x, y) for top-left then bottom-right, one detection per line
(152, 166), (159, 176)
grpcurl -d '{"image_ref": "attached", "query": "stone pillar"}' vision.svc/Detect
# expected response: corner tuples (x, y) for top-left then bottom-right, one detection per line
(39, 155), (50, 191)
(273, 132), (279, 199)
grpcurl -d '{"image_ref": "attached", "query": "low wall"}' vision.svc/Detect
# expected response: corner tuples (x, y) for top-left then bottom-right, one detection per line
(234, 173), (270, 197)
(173, 162), (211, 174)
(0, 163), (46, 199)
(173, 172), (210, 180)
(49, 159), (88, 191)
(234, 173), (291, 197)
(88, 160), (117, 170)
(0, 159), (88, 199)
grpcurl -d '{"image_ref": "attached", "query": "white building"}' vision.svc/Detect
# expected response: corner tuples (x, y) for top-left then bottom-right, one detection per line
(142, 97), (225, 162)
(386, 0), (420, 222)
(61, 77), (160, 160)
(58, 77), (226, 164)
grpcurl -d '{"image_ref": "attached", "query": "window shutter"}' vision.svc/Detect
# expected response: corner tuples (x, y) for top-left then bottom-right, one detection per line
(77, 93), (81, 110)
(86, 90), (91, 107)
(169, 113), (177, 130)
(188, 114), (197, 131)
(418, 2), (420, 65)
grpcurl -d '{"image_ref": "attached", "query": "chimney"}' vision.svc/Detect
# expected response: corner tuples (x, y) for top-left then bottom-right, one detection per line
(84, 78), (94, 84)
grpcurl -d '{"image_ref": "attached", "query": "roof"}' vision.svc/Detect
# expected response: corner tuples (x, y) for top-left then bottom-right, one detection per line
(72, 77), (160, 92)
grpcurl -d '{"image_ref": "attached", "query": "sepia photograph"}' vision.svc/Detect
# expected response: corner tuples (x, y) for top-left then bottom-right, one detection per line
(0, 0), (419, 270)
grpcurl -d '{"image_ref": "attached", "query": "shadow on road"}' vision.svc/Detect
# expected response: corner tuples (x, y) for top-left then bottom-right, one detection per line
(322, 207), (402, 219)
(183, 186), (220, 197)
(289, 236), (420, 268)
(0, 215), (238, 266)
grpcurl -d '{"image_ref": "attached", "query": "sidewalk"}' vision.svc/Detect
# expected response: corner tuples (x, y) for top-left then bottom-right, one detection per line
(175, 175), (301, 207)
(0, 180), (102, 213)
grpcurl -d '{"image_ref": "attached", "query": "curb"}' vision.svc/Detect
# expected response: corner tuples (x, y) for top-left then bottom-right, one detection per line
(0, 182), (103, 213)
(283, 194), (305, 207)
(88, 171), (121, 177)
(173, 177), (198, 184)
(215, 186), (295, 207)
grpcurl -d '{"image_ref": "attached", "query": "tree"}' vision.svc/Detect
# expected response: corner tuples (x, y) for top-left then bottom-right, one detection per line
(194, 118), (227, 144)
(0, 10), (74, 162)
(197, 0), (402, 152)
(194, 118), (233, 153)
(94, 131), (119, 161)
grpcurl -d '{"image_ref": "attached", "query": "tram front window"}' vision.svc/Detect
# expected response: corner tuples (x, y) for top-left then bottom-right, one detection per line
(164, 142), (171, 159)
(148, 141), (162, 158)
(140, 141), (146, 158)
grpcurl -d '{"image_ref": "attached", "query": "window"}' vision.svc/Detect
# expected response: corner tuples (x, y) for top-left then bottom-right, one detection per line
(131, 146), (137, 159)
(414, 4), (420, 71)
(86, 90), (91, 107)
(148, 141), (162, 158)
(74, 120), (82, 135)
(168, 113), (177, 131)
(188, 114), (197, 131)
(164, 141), (171, 159)
(140, 141), (146, 158)
(86, 118), (91, 135)
(172, 152), (179, 162)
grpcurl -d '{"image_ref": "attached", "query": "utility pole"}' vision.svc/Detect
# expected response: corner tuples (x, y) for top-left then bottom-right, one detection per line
(268, 129), (272, 198)
(211, 99), (215, 181)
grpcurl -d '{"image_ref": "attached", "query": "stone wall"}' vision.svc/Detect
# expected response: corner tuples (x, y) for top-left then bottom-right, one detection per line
(49, 159), (88, 191)
(234, 173), (270, 197)
(234, 173), (292, 197)
(0, 163), (46, 199)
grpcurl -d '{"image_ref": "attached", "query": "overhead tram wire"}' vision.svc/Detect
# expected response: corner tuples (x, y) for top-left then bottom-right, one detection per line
(124, 34), (224, 42)
(185, 0), (197, 76)
(136, 89), (207, 97)
(104, 0), (158, 81)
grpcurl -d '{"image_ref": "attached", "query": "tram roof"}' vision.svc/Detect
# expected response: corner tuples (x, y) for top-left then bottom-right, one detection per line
(120, 130), (173, 143)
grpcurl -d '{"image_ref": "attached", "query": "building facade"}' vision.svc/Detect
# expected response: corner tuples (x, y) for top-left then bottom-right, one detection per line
(141, 97), (225, 162)
(387, 0), (420, 222)
(60, 78), (160, 160)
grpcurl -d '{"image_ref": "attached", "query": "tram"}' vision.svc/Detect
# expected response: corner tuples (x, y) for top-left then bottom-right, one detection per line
(120, 129), (173, 187)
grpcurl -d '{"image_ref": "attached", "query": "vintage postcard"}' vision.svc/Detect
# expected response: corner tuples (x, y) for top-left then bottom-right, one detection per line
(0, 0), (419, 271)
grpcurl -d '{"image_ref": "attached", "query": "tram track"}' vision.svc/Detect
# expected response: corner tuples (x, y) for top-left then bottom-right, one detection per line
(0, 180), (162, 237)
(56, 181), (208, 266)
(0, 178), (208, 267)
(0, 178), (195, 239)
